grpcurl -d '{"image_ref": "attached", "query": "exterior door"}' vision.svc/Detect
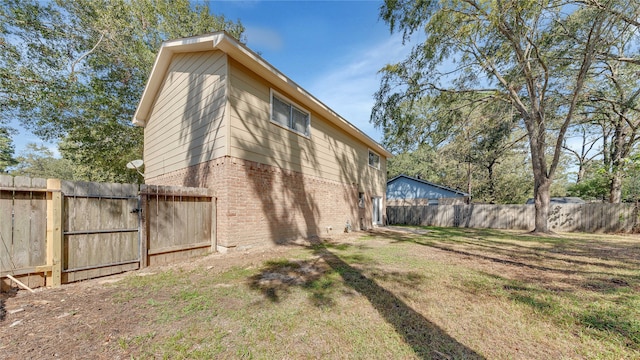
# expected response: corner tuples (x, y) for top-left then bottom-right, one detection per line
(372, 197), (382, 225)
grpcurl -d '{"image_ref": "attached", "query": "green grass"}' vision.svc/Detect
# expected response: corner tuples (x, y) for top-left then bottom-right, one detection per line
(108, 227), (640, 359)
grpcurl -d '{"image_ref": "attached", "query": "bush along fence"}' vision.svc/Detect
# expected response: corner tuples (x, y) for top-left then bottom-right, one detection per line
(387, 203), (640, 233)
(0, 175), (216, 291)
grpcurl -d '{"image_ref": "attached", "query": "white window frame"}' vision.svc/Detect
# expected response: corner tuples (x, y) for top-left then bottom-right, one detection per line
(368, 150), (380, 170)
(270, 89), (311, 137)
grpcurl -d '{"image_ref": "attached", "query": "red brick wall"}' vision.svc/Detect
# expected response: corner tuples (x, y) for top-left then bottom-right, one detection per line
(146, 155), (364, 250)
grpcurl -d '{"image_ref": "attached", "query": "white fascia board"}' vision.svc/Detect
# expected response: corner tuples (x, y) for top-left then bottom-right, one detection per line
(132, 33), (225, 127)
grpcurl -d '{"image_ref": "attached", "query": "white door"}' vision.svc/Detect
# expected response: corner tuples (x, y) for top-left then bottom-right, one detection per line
(372, 197), (382, 225)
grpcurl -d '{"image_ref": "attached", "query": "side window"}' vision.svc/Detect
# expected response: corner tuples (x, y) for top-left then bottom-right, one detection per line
(271, 91), (310, 137)
(358, 192), (365, 208)
(368, 150), (380, 169)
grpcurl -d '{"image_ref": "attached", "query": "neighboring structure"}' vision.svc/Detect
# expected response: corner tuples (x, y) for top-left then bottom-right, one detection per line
(386, 175), (469, 206)
(132, 32), (391, 251)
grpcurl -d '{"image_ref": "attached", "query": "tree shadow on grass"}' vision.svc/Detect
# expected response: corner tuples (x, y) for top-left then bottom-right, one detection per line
(0, 288), (18, 322)
(249, 242), (484, 359)
(381, 228), (640, 349)
(0, 298), (5, 321)
(313, 244), (484, 359)
(382, 228), (634, 279)
(248, 257), (338, 307)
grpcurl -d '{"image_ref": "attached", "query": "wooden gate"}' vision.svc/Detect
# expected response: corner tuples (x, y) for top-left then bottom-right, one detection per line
(61, 181), (140, 282)
(140, 185), (216, 267)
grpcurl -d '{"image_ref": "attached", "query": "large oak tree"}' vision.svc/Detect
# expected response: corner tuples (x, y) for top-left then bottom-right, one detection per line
(372, 0), (639, 232)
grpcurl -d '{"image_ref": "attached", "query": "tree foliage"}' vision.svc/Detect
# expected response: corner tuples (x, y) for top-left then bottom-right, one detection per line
(383, 91), (535, 204)
(373, 0), (640, 232)
(10, 143), (75, 179)
(0, 0), (244, 182)
(0, 127), (17, 172)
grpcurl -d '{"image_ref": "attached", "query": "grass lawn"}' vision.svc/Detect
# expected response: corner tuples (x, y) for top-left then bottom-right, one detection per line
(6, 227), (636, 359)
(107, 227), (640, 359)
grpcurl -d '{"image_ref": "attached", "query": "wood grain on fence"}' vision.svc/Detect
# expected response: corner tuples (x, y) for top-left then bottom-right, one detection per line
(61, 181), (140, 283)
(142, 185), (214, 266)
(2, 176), (217, 291)
(0, 175), (48, 290)
(387, 203), (639, 233)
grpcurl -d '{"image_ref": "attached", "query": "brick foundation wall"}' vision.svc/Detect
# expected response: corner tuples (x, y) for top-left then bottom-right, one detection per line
(146, 156), (364, 251)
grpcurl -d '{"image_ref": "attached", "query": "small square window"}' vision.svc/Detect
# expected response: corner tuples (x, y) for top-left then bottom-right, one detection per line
(358, 192), (365, 208)
(368, 150), (380, 169)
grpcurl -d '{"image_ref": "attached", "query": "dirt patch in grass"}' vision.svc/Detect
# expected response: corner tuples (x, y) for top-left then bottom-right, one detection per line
(1, 228), (639, 359)
(0, 244), (305, 359)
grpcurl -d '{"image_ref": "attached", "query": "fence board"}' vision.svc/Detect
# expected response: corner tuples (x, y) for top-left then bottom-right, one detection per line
(29, 191), (47, 267)
(388, 203), (639, 233)
(0, 177), (48, 291)
(0, 189), (13, 273)
(143, 184), (213, 265)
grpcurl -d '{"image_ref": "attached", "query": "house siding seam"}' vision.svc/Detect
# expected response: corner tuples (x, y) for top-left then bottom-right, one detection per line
(145, 155), (374, 251)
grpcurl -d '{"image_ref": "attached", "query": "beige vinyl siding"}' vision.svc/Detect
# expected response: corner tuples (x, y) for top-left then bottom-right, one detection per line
(144, 51), (228, 179)
(227, 59), (386, 195)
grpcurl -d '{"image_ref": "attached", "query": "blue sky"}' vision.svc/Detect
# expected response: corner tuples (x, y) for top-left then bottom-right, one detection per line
(11, 0), (410, 156)
(211, 0), (410, 140)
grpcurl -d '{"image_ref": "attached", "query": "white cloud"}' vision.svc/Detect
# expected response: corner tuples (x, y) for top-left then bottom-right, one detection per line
(245, 25), (284, 52)
(308, 34), (411, 143)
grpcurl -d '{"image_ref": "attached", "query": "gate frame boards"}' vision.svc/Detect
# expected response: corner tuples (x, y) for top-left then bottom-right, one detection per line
(1, 175), (216, 290)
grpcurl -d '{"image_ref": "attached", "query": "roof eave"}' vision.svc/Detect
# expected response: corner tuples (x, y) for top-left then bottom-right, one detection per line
(132, 33), (226, 127)
(389, 174), (469, 197)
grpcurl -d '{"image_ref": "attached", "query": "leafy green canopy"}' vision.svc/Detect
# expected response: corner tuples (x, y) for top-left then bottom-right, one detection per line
(373, 0), (639, 230)
(10, 143), (75, 179)
(0, 0), (244, 182)
(0, 127), (17, 172)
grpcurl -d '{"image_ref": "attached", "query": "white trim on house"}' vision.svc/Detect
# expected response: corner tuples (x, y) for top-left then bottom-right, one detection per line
(270, 89), (311, 138)
(132, 31), (391, 159)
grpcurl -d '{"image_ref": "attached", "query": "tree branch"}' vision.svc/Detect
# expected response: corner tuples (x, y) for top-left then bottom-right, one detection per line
(69, 32), (105, 78)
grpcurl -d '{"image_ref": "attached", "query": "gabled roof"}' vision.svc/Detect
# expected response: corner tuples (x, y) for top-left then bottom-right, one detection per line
(387, 174), (469, 197)
(132, 31), (392, 158)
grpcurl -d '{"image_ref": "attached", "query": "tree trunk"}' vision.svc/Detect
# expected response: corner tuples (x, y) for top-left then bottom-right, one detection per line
(487, 161), (496, 204)
(576, 165), (585, 184)
(467, 161), (472, 198)
(609, 119), (624, 203)
(609, 171), (623, 203)
(533, 178), (551, 233)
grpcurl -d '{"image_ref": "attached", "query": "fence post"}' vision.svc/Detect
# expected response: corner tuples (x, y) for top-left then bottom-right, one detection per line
(46, 179), (63, 287)
(139, 186), (149, 268)
(211, 196), (217, 252)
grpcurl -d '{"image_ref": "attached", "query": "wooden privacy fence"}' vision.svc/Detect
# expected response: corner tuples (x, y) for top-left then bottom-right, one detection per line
(387, 203), (640, 233)
(0, 175), (215, 291)
(141, 185), (216, 267)
(0, 176), (48, 287)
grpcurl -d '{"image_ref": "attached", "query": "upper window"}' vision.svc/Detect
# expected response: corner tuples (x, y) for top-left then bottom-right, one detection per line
(271, 91), (310, 137)
(368, 150), (380, 169)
